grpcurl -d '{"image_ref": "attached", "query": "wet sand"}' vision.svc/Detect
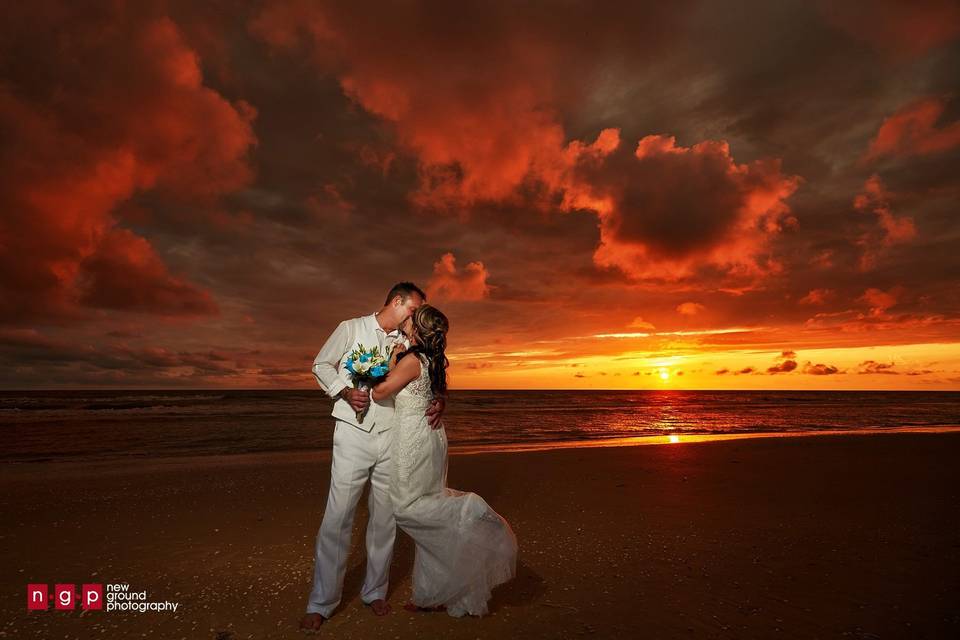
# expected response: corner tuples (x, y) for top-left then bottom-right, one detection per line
(2, 430), (959, 639)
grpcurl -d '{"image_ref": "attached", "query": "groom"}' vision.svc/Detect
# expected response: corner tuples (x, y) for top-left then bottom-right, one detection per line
(301, 282), (446, 631)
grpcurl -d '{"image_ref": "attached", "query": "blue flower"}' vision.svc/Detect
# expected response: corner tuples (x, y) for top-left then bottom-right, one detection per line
(370, 365), (388, 378)
(345, 358), (356, 374)
(359, 353), (371, 363)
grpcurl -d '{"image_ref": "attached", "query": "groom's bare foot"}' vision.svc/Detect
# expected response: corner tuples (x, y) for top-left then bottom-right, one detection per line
(365, 599), (391, 616)
(299, 612), (326, 632)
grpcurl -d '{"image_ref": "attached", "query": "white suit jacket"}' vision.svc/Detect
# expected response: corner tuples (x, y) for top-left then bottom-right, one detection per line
(311, 312), (404, 432)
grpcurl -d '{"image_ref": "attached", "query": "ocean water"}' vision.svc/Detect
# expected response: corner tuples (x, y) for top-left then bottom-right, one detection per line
(1, 390), (958, 463)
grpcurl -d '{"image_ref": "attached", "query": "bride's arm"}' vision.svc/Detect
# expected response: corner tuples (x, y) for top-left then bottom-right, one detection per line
(371, 355), (420, 402)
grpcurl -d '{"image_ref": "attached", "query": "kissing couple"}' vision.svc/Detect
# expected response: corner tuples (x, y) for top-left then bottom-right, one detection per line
(300, 282), (517, 631)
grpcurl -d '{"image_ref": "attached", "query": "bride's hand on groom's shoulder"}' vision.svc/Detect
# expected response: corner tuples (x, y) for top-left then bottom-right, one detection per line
(389, 343), (407, 368)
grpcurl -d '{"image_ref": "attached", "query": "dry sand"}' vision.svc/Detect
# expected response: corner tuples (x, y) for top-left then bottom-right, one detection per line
(2, 431), (959, 639)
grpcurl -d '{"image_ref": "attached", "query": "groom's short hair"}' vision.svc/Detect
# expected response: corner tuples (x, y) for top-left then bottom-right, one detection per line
(384, 282), (426, 305)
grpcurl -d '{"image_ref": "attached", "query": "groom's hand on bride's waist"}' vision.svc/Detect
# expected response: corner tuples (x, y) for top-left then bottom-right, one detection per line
(425, 397), (446, 429)
(339, 387), (370, 412)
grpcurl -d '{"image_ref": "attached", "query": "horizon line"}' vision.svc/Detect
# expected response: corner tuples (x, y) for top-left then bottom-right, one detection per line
(1, 387), (957, 393)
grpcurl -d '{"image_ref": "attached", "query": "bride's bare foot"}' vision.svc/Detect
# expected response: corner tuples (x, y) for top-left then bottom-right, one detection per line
(299, 612), (326, 632)
(403, 602), (447, 613)
(365, 598), (391, 616)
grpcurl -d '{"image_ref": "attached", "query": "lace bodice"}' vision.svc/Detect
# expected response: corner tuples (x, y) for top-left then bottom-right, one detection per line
(396, 352), (433, 402)
(394, 352), (434, 486)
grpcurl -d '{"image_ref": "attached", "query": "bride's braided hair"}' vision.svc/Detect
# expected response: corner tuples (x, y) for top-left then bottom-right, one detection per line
(398, 304), (449, 397)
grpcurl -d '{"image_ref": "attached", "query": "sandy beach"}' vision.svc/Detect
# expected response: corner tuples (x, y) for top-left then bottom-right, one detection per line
(3, 431), (959, 639)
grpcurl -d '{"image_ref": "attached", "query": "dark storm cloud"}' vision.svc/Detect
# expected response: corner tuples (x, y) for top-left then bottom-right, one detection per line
(803, 362), (841, 375)
(0, 3), (256, 325)
(1, 0), (958, 388)
(858, 360), (899, 375)
(767, 360), (798, 374)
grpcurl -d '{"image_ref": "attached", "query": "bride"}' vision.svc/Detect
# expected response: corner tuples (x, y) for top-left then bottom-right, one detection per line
(371, 304), (517, 617)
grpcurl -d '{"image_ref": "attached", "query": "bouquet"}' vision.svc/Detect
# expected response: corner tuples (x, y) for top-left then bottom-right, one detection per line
(344, 344), (390, 423)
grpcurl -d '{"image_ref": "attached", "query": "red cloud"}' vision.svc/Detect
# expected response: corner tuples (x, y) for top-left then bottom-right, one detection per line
(250, 2), (797, 282)
(248, 2), (690, 214)
(250, 0), (569, 210)
(0, 8), (256, 324)
(76, 229), (218, 316)
(820, 0), (960, 59)
(562, 132), (801, 280)
(800, 288), (833, 305)
(859, 286), (905, 318)
(853, 175), (916, 270)
(426, 253), (491, 302)
(864, 97), (960, 161)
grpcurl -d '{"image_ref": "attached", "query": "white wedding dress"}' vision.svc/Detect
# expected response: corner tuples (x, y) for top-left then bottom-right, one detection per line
(389, 352), (517, 617)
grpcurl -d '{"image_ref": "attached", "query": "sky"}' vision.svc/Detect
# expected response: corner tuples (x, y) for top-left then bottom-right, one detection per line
(1, 0), (959, 390)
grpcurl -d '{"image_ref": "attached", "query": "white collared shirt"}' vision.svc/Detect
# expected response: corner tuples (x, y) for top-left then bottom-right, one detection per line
(311, 312), (406, 432)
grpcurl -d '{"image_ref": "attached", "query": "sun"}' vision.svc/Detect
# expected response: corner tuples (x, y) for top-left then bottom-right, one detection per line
(658, 368), (670, 381)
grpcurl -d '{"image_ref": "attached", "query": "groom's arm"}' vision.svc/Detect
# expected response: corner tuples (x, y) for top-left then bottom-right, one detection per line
(311, 320), (352, 399)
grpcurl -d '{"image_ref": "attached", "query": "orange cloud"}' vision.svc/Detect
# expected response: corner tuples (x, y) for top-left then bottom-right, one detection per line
(250, 0), (569, 211)
(864, 96), (960, 161)
(676, 302), (705, 316)
(810, 249), (835, 269)
(628, 316), (656, 330)
(853, 175), (916, 270)
(250, 2), (799, 283)
(426, 253), (491, 301)
(800, 288), (833, 305)
(859, 286), (904, 318)
(562, 133), (801, 280)
(0, 8), (256, 324)
(76, 229), (218, 316)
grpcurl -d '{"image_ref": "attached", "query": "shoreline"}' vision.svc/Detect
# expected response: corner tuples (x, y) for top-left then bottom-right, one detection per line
(448, 424), (960, 454)
(2, 424), (960, 477)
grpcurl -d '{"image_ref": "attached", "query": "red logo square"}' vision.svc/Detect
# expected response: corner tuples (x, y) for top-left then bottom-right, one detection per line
(27, 584), (48, 610)
(82, 584), (103, 610)
(54, 584), (76, 610)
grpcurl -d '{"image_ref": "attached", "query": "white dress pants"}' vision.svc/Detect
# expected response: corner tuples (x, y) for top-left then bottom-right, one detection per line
(306, 420), (396, 617)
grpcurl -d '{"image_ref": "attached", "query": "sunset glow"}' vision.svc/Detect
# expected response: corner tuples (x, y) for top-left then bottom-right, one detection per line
(0, 1), (957, 391)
